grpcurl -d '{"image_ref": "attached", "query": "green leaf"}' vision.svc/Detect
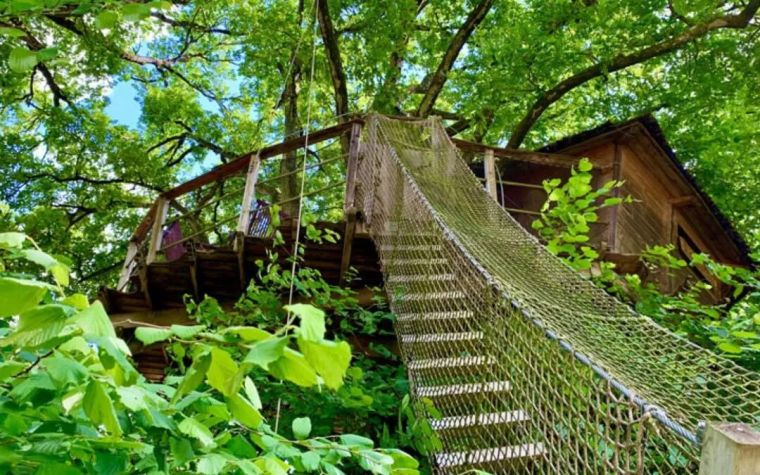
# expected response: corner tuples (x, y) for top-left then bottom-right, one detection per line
(268, 348), (318, 387)
(83, 380), (123, 436)
(171, 324), (205, 339)
(116, 386), (149, 411)
(8, 47), (38, 73)
(717, 342), (742, 354)
(227, 393), (263, 428)
(94, 10), (119, 30)
(244, 336), (287, 369)
(45, 354), (88, 386)
(0, 361), (26, 382)
(121, 3), (151, 21)
(72, 301), (116, 338)
(0, 277), (52, 316)
(292, 416), (311, 440)
(285, 304), (325, 341)
(0, 27), (26, 38)
(36, 47), (57, 62)
(207, 347), (241, 396)
(94, 451), (128, 475)
(339, 434), (374, 449)
(298, 338), (351, 389)
(174, 351), (211, 400)
(135, 326), (173, 345)
(0, 232), (26, 248)
(169, 437), (195, 466)
(226, 326), (272, 342)
(178, 417), (215, 448)
(196, 454), (228, 475)
(300, 451), (320, 471)
(2, 304), (68, 348)
(243, 376), (262, 409)
(358, 450), (394, 473)
(61, 293), (89, 310)
(577, 158), (593, 172)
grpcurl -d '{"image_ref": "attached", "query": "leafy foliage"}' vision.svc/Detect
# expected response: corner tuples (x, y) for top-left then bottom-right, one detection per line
(531, 158), (632, 271)
(0, 0), (756, 288)
(0, 232), (420, 474)
(535, 173), (760, 370)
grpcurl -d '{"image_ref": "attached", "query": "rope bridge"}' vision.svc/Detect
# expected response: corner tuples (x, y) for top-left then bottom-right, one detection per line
(357, 115), (759, 474)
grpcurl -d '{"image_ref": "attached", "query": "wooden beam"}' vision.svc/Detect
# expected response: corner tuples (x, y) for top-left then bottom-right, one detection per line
(164, 120), (360, 200)
(146, 198), (169, 265)
(608, 142), (622, 252)
(670, 195), (698, 207)
(699, 422), (760, 475)
(138, 260), (153, 309)
(344, 122), (362, 212)
(451, 138), (579, 168)
(131, 201), (157, 242)
(483, 149), (497, 200)
(235, 232), (247, 290)
(340, 209), (358, 285)
(236, 153), (261, 236)
(117, 241), (139, 291)
(340, 123), (362, 285)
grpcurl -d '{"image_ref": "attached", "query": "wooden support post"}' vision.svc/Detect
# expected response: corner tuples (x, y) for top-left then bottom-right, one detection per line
(484, 149), (497, 200)
(117, 240), (139, 291)
(340, 123), (362, 285)
(699, 422), (760, 475)
(146, 197), (169, 265)
(138, 259), (153, 309)
(607, 142), (622, 252)
(236, 153), (261, 242)
(188, 248), (200, 302)
(235, 232), (247, 290)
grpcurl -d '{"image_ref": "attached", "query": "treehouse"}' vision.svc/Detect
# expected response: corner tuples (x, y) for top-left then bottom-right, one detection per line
(468, 114), (753, 303)
(102, 115), (751, 378)
(102, 115), (758, 473)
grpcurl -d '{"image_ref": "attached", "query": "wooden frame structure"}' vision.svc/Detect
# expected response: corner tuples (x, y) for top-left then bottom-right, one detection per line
(117, 116), (563, 292)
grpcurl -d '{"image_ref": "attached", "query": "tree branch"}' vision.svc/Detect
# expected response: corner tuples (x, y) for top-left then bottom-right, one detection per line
(316, 0), (349, 120)
(415, 0), (495, 117)
(507, 0), (760, 148)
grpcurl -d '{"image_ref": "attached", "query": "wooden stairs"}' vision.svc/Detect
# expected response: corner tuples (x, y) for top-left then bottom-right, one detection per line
(384, 236), (545, 473)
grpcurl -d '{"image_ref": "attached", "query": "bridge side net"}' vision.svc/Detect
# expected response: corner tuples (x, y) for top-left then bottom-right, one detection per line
(356, 115), (759, 474)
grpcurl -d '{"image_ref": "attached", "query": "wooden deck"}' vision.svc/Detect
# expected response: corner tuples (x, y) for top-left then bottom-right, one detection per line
(102, 222), (383, 317)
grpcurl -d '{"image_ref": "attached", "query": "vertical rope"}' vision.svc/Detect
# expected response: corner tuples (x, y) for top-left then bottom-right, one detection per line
(286, 0), (320, 313)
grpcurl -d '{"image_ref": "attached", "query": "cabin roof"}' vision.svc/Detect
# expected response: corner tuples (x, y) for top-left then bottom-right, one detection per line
(538, 114), (753, 266)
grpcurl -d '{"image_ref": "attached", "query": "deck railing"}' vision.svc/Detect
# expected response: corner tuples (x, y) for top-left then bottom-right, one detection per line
(117, 117), (582, 292)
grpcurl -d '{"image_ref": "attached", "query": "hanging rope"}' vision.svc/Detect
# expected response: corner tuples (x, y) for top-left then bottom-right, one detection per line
(286, 0), (321, 311)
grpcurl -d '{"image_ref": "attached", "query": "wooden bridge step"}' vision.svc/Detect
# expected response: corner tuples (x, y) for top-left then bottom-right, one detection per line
(395, 291), (465, 302)
(434, 443), (545, 469)
(408, 356), (494, 371)
(431, 410), (529, 431)
(385, 258), (448, 266)
(387, 273), (455, 283)
(400, 332), (482, 344)
(396, 310), (474, 322)
(417, 381), (511, 398)
(380, 244), (443, 252)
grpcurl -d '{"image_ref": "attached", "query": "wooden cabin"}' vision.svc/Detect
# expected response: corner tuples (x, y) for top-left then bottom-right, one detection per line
(103, 115), (752, 379)
(468, 115), (753, 303)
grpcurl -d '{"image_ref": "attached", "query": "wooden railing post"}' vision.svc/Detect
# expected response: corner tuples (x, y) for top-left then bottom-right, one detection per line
(117, 240), (139, 291)
(340, 123), (363, 284)
(484, 149), (498, 200)
(146, 197), (169, 265)
(699, 422), (760, 475)
(236, 153), (261, 238)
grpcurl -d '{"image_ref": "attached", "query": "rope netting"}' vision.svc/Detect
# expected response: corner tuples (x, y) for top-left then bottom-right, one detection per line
(356, 115), (759, 474)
